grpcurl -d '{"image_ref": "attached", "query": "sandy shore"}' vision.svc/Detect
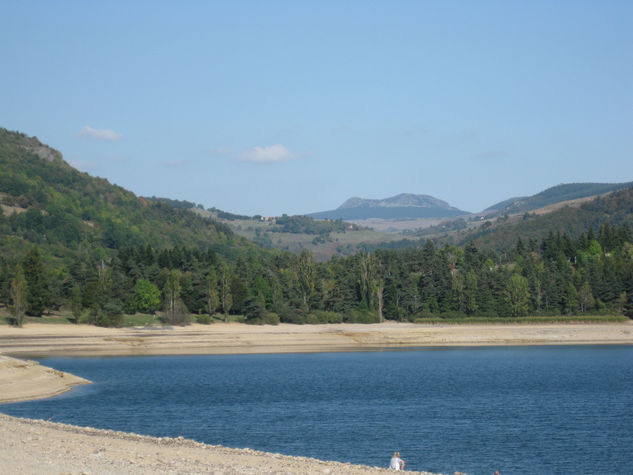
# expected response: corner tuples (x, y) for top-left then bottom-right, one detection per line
(1, 321), (632, 358)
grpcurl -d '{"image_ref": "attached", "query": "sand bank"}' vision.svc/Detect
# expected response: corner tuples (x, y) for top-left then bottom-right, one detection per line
(1, 321), (632, 358)
(0, 355), (90, 404)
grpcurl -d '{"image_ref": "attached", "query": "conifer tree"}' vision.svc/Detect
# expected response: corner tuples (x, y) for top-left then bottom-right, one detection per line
(21, 246), (49, 316)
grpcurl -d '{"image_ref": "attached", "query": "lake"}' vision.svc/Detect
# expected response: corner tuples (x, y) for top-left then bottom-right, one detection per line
(2, 346), (632, 474)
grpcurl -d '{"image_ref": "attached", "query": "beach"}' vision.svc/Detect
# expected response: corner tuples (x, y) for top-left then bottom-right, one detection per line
(1, 321), (632, 358)
(1, 321), (631, 474)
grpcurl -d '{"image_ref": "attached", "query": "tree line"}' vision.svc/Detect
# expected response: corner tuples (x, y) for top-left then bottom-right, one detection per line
(3, 223), (633, 327)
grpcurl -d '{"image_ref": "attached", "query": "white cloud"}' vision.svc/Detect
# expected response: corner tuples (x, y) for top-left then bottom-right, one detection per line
(78, 126), (123, 141)
(235, 144), (300, 163)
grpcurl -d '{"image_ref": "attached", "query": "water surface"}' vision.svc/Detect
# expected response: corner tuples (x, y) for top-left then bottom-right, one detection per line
(2, 346), (632, 474)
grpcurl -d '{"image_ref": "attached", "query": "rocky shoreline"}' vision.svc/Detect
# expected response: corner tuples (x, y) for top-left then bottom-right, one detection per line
(0, 413), (454, 474)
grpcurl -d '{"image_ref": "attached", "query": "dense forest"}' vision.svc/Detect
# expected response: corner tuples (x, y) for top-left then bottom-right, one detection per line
(3, 224), (633, 326)
(2, 128), (633, 326)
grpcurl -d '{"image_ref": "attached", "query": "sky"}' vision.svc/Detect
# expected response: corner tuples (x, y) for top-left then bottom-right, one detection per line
(1, 1), (632, 216)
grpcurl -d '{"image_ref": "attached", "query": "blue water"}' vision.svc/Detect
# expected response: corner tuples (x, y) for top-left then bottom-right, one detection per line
(2, 347), (633, 474)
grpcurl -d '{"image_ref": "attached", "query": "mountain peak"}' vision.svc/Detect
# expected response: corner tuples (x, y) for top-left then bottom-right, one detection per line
(308, 193), (469, 221)
(338, 193), (453, 210)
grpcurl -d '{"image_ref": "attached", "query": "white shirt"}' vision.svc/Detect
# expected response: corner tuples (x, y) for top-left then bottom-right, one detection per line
(389, 456), (403, 470)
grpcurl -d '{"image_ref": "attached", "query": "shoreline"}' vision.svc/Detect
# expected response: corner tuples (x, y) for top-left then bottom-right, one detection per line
(0, 413), (445, 475)
(1, 321), (631, 358)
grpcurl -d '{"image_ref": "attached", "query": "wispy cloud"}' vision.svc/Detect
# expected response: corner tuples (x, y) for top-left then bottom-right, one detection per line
(162, 159), (189, 167)
(78, 125), (123, 141)
(205, 148), (232, 158)
(235, 144), (303, 163)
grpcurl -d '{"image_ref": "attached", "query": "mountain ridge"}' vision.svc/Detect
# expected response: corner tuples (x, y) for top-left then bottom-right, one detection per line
(308, 193), (469, 221)
(484, 182), (633, 215)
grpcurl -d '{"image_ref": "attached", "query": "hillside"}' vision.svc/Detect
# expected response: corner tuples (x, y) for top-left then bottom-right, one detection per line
(484, 182), (633, 215)
(308, 193), (469, 220)
(0, 128), (257, 261)
(459, 186), (633, 250)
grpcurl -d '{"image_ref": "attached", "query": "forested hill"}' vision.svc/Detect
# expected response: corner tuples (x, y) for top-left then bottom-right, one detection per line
(0, 128), (256, 259)
(458, 186), (633, 250)
(484, 182), (633, 216)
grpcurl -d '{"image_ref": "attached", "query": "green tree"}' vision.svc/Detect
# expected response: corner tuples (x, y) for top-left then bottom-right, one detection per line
(88, 260), (124, 327)
(296, 250), (315, 311)
(70, 285), (82, 323)
(464, 271), (479, 315)
(563, 282), (579, 315)
(134, 279), (161, 314)
(219, 264), (232, 322)
(230, 275), (248, 314)
(9, 266), (27, 327)
(577, 281), (594, 313)
(244, 294), (267, 323)
(21, 246), (50, 316)
(206, 267), (219, 316)
(163, 270), (186, 325)
(624, 292), (633, 319)
(505, 273), (530, 317)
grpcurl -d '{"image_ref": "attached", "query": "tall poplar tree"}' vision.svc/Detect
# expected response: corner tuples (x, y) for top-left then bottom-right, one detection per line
(219, 264), (232, 322)
(10, 266), (26, 327)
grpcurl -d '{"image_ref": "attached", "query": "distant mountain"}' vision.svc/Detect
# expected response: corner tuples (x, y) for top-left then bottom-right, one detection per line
(484, 182), (633, 215)
(308, 193), (470, 220)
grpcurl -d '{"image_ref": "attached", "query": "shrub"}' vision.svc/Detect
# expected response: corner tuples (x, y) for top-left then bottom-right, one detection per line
(196, 313), (212, 324)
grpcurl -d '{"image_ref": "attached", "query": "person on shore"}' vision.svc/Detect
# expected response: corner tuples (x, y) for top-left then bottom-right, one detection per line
(389, 451), (405, 470)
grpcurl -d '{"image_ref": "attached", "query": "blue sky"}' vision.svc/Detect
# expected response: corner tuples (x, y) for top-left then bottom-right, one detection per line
(2, 1), (632, 216)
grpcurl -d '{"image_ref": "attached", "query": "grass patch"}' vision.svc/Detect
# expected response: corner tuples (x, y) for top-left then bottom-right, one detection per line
(26, 314), (75, 324)
(121, 313), (163, 327)
(413, 315), (630, 324)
